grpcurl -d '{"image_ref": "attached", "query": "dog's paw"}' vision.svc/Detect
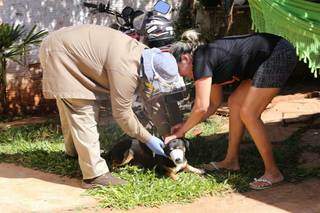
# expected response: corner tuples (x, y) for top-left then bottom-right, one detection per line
(170, 174), (178, 181)
(185, 165), (206, 175)
(192, 168), (205, 175)
(166, 172), (178, 180)
(197, 168), (206, 175)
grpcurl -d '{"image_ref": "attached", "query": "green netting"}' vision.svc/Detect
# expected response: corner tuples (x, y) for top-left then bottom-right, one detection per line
(248, 0), (320, 77)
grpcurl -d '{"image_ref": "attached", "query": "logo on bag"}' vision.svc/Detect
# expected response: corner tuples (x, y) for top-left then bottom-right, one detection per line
(144, 81), (157, 98)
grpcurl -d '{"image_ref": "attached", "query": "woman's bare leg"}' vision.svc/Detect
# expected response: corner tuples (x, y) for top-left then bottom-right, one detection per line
(214, 80), (252, 170)
(240, 86), (283, 186)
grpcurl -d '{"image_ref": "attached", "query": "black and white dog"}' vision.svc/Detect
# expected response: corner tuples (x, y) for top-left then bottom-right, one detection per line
(106, 137), (205, 180)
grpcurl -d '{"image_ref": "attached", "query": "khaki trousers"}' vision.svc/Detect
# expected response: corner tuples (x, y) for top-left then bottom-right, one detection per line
(56, 98), (109, 179)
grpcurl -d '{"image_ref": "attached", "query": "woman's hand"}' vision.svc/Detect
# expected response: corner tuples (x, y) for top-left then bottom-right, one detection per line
(171, 122), (184, 134)
(164, 134), (178, 144)
(164, 131), (184, 144)
(165, 122), (185, 144)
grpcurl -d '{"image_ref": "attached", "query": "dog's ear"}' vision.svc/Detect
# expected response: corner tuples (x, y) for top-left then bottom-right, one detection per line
(183, 139), (190, 152)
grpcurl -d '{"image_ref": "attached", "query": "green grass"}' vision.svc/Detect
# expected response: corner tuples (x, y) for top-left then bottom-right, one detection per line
(0, 118), (319, 209)
(0, 121), (81, 176)
(87, 166), (230, 209)
(186, 115), (228, 138)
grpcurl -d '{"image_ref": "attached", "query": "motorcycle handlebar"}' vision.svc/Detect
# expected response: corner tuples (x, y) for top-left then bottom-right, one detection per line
(83, 2), (97, 8)
(83, 2), (117, 15)
(83, 1), (140, 30)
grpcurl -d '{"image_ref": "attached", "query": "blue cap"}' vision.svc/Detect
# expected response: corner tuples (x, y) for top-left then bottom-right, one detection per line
(142, 48), (179, 83)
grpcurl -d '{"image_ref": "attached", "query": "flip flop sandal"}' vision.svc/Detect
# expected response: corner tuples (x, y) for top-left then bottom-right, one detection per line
(200, 162), (220, 171)
(249, 177), (283, 190)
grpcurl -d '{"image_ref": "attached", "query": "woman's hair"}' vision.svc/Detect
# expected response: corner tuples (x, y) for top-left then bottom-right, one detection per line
(170, 29), (203, 62)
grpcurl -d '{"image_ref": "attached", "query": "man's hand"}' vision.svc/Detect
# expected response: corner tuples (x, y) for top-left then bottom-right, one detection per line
(146, 136), (166, 156)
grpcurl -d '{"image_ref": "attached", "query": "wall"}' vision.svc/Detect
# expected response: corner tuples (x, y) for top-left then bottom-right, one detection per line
(0, 0), (180, 31)
(0, 0), (179, 57)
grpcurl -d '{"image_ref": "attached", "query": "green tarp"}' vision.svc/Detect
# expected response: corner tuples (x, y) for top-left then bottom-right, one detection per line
(248, 0), (320, 77)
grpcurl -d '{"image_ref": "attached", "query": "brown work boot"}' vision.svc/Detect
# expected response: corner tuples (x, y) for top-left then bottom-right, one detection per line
(82, 172), (127, 189)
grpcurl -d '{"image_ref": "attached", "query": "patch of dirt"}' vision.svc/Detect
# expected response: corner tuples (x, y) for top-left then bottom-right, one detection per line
(215, 87), (320, 143)
(264, 123), (302, 143)
(298, 151), (320, 170)
(299, 152), (320, 164)
(300, 129), (320, 147)
(313, 117), (320, 125)
(271, 91), (320, 104)
(0, 163), (97, 212)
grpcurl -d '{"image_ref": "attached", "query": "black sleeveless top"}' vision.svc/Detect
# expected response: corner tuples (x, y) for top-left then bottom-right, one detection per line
(192, 33), (282, 85)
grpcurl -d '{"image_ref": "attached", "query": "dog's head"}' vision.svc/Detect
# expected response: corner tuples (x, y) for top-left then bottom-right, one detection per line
(164, 138), (189, 166)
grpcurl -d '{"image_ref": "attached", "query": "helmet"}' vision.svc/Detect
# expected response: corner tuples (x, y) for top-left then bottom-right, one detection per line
(144, 15), (175, 48)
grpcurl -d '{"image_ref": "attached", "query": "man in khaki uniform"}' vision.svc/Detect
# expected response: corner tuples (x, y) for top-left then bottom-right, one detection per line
(39, 24), (184, 188)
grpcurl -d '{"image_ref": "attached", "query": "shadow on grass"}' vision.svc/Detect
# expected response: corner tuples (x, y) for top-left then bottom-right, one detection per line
(186, 131), (299, 192)
(0, 120), (82, 180)
(186, 112), (320, 190)
(0, 150), (81, 177)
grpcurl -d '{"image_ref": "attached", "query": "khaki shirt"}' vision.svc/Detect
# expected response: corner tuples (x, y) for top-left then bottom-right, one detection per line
(39, 24), (152, 143)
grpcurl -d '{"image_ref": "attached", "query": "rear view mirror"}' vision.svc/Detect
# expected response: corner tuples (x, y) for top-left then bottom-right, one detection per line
(154, 0), (171, 14)
(121, 6), (134, 19)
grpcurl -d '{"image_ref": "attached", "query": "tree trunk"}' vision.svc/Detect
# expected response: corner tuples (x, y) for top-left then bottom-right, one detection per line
(175, 0), (196, 36)
(0, 58), (7, 113)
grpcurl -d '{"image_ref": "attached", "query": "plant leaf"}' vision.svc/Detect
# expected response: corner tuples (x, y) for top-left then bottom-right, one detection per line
(3, 46), (24, 59)
(22, 25), (48, 46)
(0, 23), (25, 50)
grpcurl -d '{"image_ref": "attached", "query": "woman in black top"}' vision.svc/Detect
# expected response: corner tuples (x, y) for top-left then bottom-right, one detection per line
(165, 30), (297, 190)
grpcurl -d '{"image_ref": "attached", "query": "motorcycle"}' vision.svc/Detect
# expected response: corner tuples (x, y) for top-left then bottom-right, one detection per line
(83, 0), (172, 45)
